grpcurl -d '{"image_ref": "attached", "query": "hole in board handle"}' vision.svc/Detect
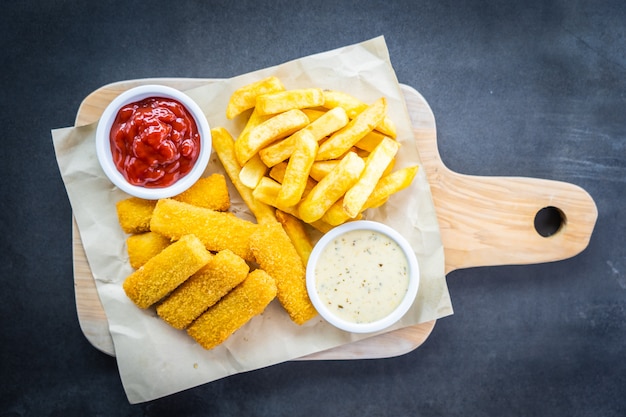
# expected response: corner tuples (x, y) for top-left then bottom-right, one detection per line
(534, 206), (566, 237)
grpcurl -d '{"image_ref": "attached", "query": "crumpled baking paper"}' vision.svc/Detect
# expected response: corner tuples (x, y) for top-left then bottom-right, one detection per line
(52, 36), (452, 403)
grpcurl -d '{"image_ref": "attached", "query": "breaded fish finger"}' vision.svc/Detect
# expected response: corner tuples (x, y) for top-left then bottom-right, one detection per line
(126, 231), (171, 269)
(116, 197), (157, 234)
(187, 269), (277, 350)
(123, 234), (211, 309)
(249, 221), (317, 325)
(173, 173), (230, 211)
(150, 199), (257, 262)
(157, 250), (250, 329)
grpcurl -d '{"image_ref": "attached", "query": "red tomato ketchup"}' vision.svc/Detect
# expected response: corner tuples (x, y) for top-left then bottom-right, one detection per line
(109, 97), (201, 188)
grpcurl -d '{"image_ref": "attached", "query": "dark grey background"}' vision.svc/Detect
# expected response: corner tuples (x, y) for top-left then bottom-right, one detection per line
(2, 1), (624, 416)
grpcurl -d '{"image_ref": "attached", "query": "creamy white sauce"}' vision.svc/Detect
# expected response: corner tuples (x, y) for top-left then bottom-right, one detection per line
(314, 229), (410, 324)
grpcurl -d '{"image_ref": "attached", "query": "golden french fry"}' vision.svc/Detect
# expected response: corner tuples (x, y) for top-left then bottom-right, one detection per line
(226, 76), (285, 119)
(276, 131), (318, 208)
(252, 177), (332, 233)
(268, 162), (288, 183)
(322, 90), (396, 138)
(235, 109), (309, 166)
(309, 160), (340, 182)
(211, 127), (277, 224)
(298, 152), (365, 223)
(255, 88), (325, 116)
(259, 106), (349, 167)
(239, 154), (268, 189)
(258, 136), (296, 168)
(321, 198), (363, 226)
(343, 136), (400, 218)
(268, 162), (317, 197)
(315, 98), (386, 161)
(276, 210), (313, 265)
(364, 165), (419, 209)
(252, 176), (283, 207)
(301, 108), (327, 122)
(354, 131), (387, 152)
(237, 106), (272, 141)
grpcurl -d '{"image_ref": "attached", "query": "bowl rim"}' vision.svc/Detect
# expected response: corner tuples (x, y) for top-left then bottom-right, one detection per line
(95, 84), (211, 200)
(305, 220), (420, 333)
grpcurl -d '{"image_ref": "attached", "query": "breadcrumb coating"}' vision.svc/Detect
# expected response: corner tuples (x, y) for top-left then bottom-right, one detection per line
(122, 234), (211, 309)
(173, 173), (231, 211)
(187, 269), (277, 350)
(126, 231), (171, 269)
(157, 249), (250, 329)
(249, 221), (317, 325)
(150, 199), (258, 262)
(116, 197), (157, 234)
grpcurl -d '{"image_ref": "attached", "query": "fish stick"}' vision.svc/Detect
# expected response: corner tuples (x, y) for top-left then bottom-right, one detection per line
(157, 249), (250, 329)
(187, 269), (277, 350)
(172, 173), (230, 211)
(249, 221), (317, 325)
(123, 234), (211, 309)
(126, 231), (171, 269)
(150, 199), (258, 262)
(116, 197), (157, 234)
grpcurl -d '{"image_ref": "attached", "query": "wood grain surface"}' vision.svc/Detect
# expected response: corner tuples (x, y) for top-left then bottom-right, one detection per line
(72, 79), (597, 358)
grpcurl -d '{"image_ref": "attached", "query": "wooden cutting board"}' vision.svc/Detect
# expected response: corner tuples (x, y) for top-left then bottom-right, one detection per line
(72, 79), (598, 359)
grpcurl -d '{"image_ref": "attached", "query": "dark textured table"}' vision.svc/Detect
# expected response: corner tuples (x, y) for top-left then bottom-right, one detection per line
(2, 1), (624, 416)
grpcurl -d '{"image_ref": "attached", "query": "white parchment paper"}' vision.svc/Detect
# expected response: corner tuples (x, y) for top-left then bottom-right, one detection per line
(52, 36), (452, 403)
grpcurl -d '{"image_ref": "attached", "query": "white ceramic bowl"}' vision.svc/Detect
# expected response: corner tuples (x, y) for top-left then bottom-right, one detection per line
(95, 85), (211, 199)
(306, 220), (420, 333)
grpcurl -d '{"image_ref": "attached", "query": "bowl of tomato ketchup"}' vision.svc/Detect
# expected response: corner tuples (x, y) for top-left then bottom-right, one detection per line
(96, 85), (211, 199)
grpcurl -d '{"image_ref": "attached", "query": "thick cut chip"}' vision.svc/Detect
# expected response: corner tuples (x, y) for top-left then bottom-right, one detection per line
(315, 98), (387, 161)
(255, 88), (325, 116)
(259, 106), (349, 167)
(187, 269), (277, 350)
(226, 76), (285, 119)
(298, 152), (365, 223)
(211, 127), (277, 224)
(239, 154), (268, 189)
(235, 109), (310, 166)
(309, 160), (340, 182)
(322, 90), (396, 138)
(342, 136), (400, 218)
(364, 165), (419, 209)
(123, 234), (211, 309)
(354, 131), (387, 152)
(252, 177), (333, 233)
(276, 210), (313, 265)
(157, 249), (250, 329)
(276, 131), (318, 208)
(249, 221), (317, 324)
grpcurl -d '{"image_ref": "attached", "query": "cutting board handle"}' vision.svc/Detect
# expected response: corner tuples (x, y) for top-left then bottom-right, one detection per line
(431, 168), (598, 274)
(405, 85), (598, 274)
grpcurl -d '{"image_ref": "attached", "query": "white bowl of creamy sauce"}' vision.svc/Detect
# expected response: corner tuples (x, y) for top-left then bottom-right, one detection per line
(306, 220), (419, 333)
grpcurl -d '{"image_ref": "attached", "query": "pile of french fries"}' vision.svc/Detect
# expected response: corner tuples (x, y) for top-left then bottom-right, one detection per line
(213, 76), (419, 232)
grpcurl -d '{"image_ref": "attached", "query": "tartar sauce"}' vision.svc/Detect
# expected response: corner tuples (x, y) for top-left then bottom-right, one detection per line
(314, 229), (410, 324)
